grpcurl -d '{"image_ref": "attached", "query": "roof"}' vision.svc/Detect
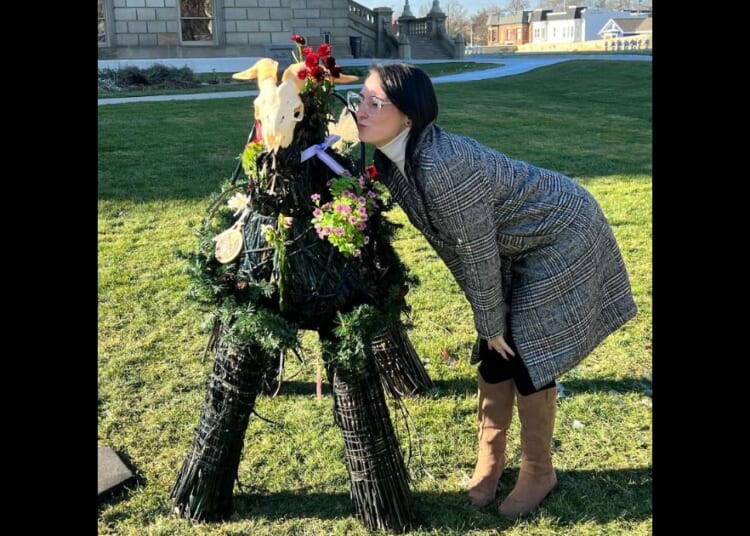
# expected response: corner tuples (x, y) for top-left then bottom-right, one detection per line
(488, 11), (531, 26)
(529, 9), (552, 23)
(604, 15), (652, 34)
(611, 16), (649, 33)
(546, 6), (585, 21)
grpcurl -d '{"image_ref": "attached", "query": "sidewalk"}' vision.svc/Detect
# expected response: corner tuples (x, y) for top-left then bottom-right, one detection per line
(98, 54), (651, 106)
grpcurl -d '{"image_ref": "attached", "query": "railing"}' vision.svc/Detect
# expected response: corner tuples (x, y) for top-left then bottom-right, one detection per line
(401, 20), (431, 36)
(348, 0), (375, 25)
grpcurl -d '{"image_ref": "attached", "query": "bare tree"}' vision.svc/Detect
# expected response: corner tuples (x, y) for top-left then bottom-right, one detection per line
(538, 0), (559, 10)
(504, 0), (528, 14)
(443, 0), (470, 38)
(417, 2), (430, 17)
(470, 8), (496, 46)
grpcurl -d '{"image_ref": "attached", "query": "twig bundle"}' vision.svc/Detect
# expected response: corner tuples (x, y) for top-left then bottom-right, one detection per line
(372, 322), (434, 397)
(171, 335), (277, 521)
(331, 360), (414, 533)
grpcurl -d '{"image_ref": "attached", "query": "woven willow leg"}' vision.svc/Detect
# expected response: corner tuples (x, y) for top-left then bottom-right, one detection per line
(371, 322), (433, 397)
(330, 358), (414, 533)
(171, 335), (277, 522)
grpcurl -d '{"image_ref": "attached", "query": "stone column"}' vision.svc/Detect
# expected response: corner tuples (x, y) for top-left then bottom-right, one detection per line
(397, 31), (411, 59)
(374, 7), (394, 58)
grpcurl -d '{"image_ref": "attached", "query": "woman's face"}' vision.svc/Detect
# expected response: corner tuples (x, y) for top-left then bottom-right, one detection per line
(355, 71), (410, 147)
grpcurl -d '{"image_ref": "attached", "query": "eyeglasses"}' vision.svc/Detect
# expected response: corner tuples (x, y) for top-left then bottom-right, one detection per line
(346, 91), (393, 114)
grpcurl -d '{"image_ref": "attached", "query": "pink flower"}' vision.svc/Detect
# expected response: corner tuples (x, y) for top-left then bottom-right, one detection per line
(334, 227), (344, 236)
(313, 208), (322, 217)
(363, 236), (370, 244)
(311, 193), (321, 202)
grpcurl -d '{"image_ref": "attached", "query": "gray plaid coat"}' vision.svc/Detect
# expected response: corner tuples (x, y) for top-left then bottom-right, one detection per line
(375, 124), (637, 389)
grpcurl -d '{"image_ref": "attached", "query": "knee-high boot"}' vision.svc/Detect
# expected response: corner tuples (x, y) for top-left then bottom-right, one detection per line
(499, 386), (557, 518)
(467, 377), (515, 506)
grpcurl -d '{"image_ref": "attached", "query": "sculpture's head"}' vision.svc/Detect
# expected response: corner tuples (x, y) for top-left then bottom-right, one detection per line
(233, 58), (306, 152)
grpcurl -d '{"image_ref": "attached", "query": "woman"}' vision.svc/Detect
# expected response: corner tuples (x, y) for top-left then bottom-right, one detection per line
(347, 64), (637, 517)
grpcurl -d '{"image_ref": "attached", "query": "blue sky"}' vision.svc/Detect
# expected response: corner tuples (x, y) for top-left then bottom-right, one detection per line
(353, 1), (543, 17)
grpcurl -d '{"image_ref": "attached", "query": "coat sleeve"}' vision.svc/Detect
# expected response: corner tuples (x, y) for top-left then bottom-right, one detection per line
(426, 165), (506, 340)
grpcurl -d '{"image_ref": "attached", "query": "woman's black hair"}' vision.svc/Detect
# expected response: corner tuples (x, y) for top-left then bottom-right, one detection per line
(370, 64), (438, 175)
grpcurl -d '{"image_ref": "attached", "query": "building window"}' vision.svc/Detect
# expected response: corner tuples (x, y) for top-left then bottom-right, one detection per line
(180, 0), (215, 44)
(98, 0), (107, 45)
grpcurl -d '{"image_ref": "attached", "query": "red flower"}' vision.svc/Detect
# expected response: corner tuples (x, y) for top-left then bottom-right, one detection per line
(302, 46), (312, 56)
(291, 34), (306, 45)
(296, 67), (309, 80)
(365, 165), (379, 180)
(310, 65), (325, 81)
(305, 53), (319, 68)
(329, 65), (342, 78)
(317, 43), (332, 58)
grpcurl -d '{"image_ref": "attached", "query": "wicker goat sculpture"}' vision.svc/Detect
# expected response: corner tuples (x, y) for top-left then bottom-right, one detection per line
(171, 42), (430, 533)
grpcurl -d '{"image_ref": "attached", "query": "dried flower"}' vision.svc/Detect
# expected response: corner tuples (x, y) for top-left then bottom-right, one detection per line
(227, 192), (250, 215)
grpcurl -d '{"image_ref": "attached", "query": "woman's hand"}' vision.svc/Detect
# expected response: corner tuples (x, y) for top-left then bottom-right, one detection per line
(487, 335), (516, 360)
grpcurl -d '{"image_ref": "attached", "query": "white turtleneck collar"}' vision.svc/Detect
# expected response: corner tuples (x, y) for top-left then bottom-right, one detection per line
(376, 126), (411, 177)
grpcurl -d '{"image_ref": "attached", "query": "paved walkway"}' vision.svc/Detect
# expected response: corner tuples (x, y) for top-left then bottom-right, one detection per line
(98, 54), (651, 106)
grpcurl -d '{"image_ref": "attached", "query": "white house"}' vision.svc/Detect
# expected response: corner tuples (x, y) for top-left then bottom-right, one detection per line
(598, 16), (652, 39)
(532, 6), (635, 44)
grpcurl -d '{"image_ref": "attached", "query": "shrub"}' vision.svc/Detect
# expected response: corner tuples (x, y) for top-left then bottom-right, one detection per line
(97, 64), (198, 91)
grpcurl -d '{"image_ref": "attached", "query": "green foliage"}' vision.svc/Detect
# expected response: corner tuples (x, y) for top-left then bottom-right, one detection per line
(321, 305), (386, 373)
(241, 140), (264, 177)
(98, 64), (196, 92)
(98, 60), (651, 535)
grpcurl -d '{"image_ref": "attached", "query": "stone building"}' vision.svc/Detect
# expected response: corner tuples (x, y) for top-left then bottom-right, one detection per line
(98, 0), (465, 60)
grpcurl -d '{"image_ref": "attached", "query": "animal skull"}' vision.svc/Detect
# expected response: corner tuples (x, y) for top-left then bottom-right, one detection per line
(233, 59), (306, 153)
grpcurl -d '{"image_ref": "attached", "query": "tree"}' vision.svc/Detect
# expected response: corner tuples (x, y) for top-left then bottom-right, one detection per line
(443, 0), (470, 38)
(470, 8), (497, 46)
(504, 0), (528, 14)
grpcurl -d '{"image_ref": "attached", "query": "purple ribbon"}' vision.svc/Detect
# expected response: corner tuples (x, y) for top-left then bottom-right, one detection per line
(300, 135), (351, 176)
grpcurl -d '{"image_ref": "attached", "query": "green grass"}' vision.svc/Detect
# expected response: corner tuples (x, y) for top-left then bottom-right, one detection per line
(98, 60), (651, 535)
(98, 61), (499, 98)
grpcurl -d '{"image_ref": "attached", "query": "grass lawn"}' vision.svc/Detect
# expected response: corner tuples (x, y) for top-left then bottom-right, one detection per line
(98, 60), (651, 535)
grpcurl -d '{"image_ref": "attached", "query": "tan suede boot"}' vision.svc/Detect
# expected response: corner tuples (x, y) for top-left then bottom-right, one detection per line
(499, 387), (557, 518)
(467, 377), (515, 506)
